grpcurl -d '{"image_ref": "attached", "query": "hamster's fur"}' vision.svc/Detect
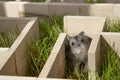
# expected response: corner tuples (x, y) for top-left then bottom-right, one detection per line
(66, 31), (92, 75)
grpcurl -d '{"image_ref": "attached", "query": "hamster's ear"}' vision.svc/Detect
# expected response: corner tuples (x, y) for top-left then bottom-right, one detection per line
(84, 36), (92, 46)
(79, 31), (85, 36)
(88, 37), (92, 43)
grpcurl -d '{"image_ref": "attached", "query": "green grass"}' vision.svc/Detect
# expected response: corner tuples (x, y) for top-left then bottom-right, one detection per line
(65, 18), (120, 80)
(85, 0), (106, 3)
(27, 15), (63, 76)
(105, 19), (120, 32)
(97, 46), (120, 80)
(0, 27), (20, 47)
(1, 17), (120, 80)
(27, 15), (88, 79)
(96, 19), (120, 79)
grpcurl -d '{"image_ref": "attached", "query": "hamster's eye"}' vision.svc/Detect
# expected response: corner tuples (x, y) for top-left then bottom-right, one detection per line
(71, 42), (74, 46)
(81, 39), (84, 42)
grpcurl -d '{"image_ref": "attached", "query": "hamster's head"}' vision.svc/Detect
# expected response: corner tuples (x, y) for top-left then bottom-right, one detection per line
(67, 31), (86, 49)
(67, 31), (92, 54)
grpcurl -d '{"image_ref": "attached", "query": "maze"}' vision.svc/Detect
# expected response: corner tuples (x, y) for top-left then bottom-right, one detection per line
(0, 1), (120, 80)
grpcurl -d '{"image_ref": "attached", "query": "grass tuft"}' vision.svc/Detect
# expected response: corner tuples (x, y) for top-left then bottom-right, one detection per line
(84, 0), (105, 3)
(0, 27), (20, 47)
(96, 19), (120, 79)
(105, 19), (120, 32)
(27, 15), (63, 76)
(97, 46), (120, 80)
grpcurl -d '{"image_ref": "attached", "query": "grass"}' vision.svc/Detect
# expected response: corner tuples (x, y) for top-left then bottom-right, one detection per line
(65, 18), (120, 80)
(27, 15), (88, 79)
(95, 19), (120, 79)
(27, 15), (63, 76)
(105, 19), (120, 32)
(0, 27), (20, 47)
(84, 0), (105, 3)
(1, 16), (120, 80)
(96, 46), (120, 80)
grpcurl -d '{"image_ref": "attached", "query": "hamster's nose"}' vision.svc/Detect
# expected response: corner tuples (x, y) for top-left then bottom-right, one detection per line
(77, 44), (80, 47)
